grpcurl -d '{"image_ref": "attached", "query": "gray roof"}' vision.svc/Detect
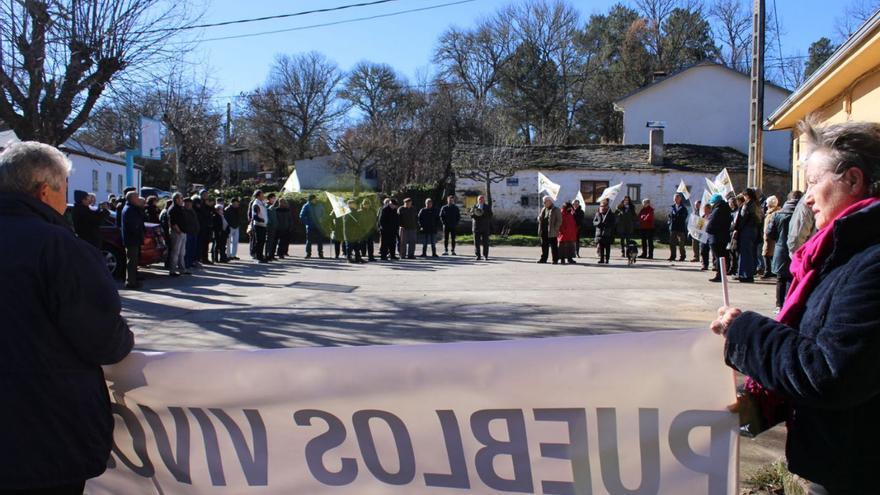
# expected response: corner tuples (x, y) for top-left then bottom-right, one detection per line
(452, 142), (786, 176)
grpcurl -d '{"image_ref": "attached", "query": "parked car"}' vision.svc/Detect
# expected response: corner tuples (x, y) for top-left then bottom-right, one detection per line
(65, 206), (167, 278)
(140, 186), (171, 199)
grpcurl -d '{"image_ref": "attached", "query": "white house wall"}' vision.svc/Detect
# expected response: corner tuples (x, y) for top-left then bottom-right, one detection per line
(457, 169), (716, 222)
(619, 65), (792, 171)
(66, 154), (140, 204)
(293, 155), (379, 191)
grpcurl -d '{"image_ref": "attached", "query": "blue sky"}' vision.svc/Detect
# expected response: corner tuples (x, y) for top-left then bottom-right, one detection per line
(189, 0), (855, 101)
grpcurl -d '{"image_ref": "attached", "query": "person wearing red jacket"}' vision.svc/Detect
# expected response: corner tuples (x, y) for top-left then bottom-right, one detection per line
(638, 198), (655, 259)
(557, 202), (579, 264)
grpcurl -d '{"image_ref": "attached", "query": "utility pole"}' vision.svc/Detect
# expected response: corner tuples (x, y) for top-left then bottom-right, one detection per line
(747, 0), (765, 190)
(222, 102), (232, 187)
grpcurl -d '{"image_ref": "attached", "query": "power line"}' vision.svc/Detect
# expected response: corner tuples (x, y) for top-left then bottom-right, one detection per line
(190, 0), (476, 43)
(141, 0), (401, 34)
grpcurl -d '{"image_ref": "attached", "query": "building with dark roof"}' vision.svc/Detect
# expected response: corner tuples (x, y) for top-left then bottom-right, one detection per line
(452, 136), (788, 224)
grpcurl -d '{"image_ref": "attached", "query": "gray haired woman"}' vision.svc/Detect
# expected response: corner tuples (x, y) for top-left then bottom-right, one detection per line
(711, 120), (880, 494)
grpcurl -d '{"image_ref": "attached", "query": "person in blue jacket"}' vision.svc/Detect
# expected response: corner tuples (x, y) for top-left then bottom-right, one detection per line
(667, 192), (689, 261)
(0, 142), (133, 494)
(299, 194), (324, 258)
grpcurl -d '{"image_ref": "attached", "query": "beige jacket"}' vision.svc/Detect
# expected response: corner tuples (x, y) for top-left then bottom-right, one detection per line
(538, 206), (563, 238)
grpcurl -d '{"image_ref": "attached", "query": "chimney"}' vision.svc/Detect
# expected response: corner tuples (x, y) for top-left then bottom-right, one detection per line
(649, 128), (664, 166)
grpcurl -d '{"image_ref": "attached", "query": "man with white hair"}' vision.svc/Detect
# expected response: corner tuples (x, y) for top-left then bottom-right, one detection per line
(0, 142), (133, 493)
(537, 196), (562, 264)
(121, 190), (146, 289)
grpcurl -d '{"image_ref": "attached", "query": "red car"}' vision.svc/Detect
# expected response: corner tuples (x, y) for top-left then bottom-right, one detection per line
(65, 206), (167, 278)
(99, 213), (167, 278)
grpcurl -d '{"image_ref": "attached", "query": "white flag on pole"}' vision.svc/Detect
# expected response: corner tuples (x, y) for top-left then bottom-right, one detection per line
(325, 191), (351, 218)
(701, 189), (712, 208)
(281, 170), (301, 193)
(597, 182), (623, 204)
(705, 177), (721, 196)
(676, 179), (691, 200)
(575, 190), (586, 207)
(714, 168), (735, 197)
(537, 172), (561, 201)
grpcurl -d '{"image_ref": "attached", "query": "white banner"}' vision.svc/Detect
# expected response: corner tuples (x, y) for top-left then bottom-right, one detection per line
(597, 182), (623, 204)
(90, 330), (738, 495)
(326, 191), (352, 218)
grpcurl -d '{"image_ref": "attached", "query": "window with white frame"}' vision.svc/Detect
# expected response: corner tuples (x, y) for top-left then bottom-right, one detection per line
(92, 170), (98, 191)
(106, 172), (112, 193)
(626, 184), (642, 202)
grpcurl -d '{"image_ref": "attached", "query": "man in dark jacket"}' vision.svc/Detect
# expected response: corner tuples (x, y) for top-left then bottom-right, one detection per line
(397, 198), (418, 259)
(471, 195), (493, 260)
(706, 194), (733, 282)
(0, 142), (133, 493)
(572, 199), (585, 258)
(299, 194), (325, 258)
(195, 193), (214, 264)
(768, 191), (801, 310)
(418, 198), (439, 258)
(378, 198), (400, 260)
(115, 186), (136, 227)
(121, 191), (146, 289)
(71, 189), (109, 249)
(667, 192), (689, 261)
(439, 195), (461, 255)
(184, 197), (200, 268)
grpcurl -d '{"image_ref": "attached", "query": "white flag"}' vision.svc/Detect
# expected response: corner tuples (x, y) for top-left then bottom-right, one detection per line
(676, 179), (691, 200)
(537, 172), (561, 201)
(281, 170), (301, 193)
(575, 191), (586, 207)
(701, 189), (712, 209)
(705, 177), (721, 195)
(325, 191), (351, 218)
(714, 168), (735, 197)
(597, 182), (623, 204)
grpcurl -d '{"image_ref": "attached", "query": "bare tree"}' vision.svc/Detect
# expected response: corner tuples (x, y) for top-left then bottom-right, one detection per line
(434, 18), (512, 109)
(836, 0), (880, 40)
(248, 52), (348, 167)
(0, 0), (197, 145)
(332, 125), (386, 193)
(710, 0), (751, 72)
(340, 62), (406, 127)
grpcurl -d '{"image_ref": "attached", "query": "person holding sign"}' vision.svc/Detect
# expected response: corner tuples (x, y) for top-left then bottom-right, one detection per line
(711, 120), (880, 494)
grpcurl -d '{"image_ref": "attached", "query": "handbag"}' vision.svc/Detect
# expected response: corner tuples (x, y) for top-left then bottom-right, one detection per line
(736, 376), (790, 438)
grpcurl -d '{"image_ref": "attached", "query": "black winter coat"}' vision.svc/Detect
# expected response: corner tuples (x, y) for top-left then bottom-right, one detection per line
(705, 202), (733, 248)
(593, 210), (616, 241)
(439, 204), (461, 228)
(725, 201), (880, 491)
(121, 204), (145, 247)
(224, 205), (241, 229)
(378, 205), (400, 232)
(769, 199), (797, 276)
(0, 193), (133, 488)
(418, 207), (439, 233)
(71, 203), (107, 249)
(667, 204), (688, 233)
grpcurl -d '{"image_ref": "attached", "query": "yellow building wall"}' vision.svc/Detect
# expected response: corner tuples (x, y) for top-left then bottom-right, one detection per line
(790, 68), (880, 191)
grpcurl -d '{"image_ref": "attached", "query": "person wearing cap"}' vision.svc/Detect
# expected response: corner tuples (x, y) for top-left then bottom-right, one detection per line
(705, 193), (732, 282)
(397, 197), (418, 259)
(71, 189), (109, 250)
(667, 192), (689, 261)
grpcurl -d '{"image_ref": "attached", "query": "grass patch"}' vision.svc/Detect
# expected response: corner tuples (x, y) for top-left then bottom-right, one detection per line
(742, 460), (805, 495)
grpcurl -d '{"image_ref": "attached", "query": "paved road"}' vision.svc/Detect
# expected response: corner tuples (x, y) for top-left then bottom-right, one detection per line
(120, 244), (786, 479)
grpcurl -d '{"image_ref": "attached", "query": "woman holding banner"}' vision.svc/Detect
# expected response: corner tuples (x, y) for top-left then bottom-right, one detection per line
(711, 120), (880, 494)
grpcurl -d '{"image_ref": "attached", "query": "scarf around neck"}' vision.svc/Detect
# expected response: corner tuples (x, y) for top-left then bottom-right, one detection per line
(777, 196), (880, 326)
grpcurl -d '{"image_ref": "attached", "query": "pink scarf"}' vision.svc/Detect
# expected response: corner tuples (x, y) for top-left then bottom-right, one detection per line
(777, 196), (880, 326)
(742, 197), (880, 428)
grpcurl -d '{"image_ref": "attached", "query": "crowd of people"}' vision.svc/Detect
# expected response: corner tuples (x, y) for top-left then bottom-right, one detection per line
(70, 172), (817, 312)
